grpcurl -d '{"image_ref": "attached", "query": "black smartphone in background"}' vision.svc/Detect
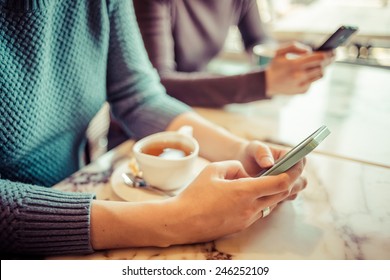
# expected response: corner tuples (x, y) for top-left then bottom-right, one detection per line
(315, 25), (358, 51)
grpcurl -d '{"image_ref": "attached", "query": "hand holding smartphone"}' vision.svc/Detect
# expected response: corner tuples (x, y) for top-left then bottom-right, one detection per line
(315, 25), (358, 51)
(257, 125), (330, 177)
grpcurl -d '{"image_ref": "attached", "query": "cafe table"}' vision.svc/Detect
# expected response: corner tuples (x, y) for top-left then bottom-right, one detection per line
(49, 62), (390, 260)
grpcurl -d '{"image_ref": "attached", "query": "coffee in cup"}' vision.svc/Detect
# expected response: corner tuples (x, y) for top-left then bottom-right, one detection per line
(140, 141), (193, 159)
(132, 126), (199, 191)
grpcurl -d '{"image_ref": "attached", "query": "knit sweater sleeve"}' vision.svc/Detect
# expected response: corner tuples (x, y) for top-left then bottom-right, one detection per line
(106, 0), (191, 140)
(0, 180), (95, 256)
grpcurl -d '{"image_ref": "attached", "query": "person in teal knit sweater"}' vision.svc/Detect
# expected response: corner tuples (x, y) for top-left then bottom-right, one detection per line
(0, 0), (307, 256)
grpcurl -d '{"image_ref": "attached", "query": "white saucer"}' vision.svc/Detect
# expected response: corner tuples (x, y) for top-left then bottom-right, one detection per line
(110, 157), (209, 202)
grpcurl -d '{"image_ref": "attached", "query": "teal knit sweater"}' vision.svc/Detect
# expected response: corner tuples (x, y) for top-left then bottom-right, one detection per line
(0, 0), (190, 256)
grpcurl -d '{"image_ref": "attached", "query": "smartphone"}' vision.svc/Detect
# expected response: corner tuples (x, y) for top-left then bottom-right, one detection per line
(315, 25), (358, 51)
(257, 125), (330, 177)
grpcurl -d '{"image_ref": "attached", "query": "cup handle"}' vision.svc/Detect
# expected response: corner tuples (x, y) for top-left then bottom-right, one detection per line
(177, 125), (193, 137)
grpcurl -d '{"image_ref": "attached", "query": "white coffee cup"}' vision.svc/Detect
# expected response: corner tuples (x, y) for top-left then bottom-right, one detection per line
(252, 44), (276, 68)
(132, 126), (199, 191)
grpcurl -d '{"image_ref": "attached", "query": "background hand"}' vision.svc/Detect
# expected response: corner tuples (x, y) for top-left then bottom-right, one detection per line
(265, 41), (330, 97)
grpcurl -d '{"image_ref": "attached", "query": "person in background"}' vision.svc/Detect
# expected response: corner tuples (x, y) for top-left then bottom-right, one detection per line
(132, 0), (334, 107)
(0, 0), (306, 257)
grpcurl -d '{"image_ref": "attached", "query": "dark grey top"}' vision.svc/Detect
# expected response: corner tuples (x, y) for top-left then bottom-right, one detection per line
(133, 0), (275, 107)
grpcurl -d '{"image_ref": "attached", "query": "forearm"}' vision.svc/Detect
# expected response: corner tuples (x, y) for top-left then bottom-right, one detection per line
(161, 70), (268, 107)
(90, 199), (186, 249)
(166, 112), (247, 162)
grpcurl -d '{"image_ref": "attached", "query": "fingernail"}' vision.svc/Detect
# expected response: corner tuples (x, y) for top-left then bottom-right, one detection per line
(260, 157), (274, 167)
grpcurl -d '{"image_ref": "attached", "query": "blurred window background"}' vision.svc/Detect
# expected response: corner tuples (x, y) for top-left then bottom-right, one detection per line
(222, 0), (390, 68)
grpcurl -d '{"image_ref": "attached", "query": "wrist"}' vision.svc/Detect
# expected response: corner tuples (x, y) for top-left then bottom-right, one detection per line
(265, 69), (276, 98)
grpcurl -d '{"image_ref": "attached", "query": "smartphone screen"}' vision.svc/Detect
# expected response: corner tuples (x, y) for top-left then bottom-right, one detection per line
(257, 125), (331, 177)
(315, 25), (358, 51)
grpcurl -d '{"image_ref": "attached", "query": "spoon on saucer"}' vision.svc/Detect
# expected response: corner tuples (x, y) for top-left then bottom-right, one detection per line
(121, 172), (175, 197)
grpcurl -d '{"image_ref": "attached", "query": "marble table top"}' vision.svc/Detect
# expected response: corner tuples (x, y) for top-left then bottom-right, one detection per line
(198, 63), (390, 167)
(49, 141), (390, 260)
(49, 63), (390, 260)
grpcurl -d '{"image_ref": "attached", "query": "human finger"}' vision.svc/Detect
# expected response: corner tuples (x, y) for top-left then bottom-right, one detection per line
(209, 160), (250, 181)
(285, 176), (307, 200)
(256, 170), (307, 206)
(267, 175), (307, 202)
(234, 172), (294, 198)
(298, 66), (324, 86)
(247, 141), (275, 169)
(225, 157), (305, 198)
(276, 41), (312, 56)
(317, 49), (336, 59)
(293, 52), (327, 70)
(255, 204), (278, 220)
